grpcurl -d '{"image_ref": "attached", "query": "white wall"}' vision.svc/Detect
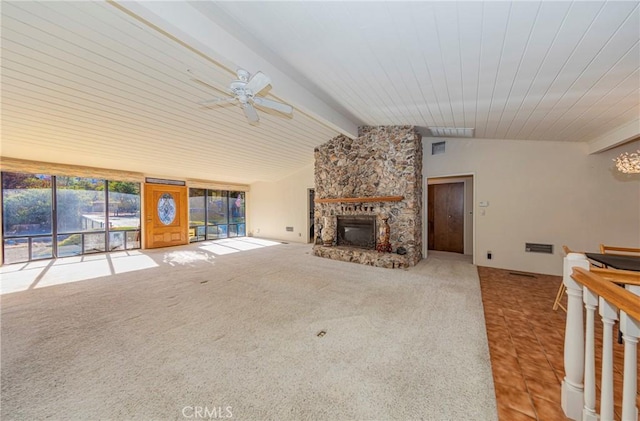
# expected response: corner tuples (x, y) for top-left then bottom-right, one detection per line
(248, 164), (314, 243)
(423, 138), (640, 275)
(248, 137), (639, 274)
(584, 139), (640, 249)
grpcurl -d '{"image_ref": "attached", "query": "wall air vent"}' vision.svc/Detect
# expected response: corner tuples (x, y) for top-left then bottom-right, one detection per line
(429, 127), (475, 138)
(525, 243), (554, 254)
(145, 177), (186, 186)
(509, 271), (537, 278)
(431, 141), (446, 155)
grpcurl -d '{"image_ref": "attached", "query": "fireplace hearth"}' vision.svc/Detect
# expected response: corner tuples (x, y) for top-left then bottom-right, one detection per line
(337, 216), (376, 249)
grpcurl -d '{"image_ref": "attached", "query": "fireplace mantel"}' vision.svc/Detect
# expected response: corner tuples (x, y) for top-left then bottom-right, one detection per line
(315, 195), (403, 204)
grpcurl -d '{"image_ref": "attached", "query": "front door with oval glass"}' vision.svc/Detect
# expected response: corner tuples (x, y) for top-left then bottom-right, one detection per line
(144, 183), (188, 249)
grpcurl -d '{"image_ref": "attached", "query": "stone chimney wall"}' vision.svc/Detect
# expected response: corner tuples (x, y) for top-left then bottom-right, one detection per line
(313, 126), (423, 268)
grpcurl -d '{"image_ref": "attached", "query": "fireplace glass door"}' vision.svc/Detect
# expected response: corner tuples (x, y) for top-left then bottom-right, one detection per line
(337, 216), (376, 249)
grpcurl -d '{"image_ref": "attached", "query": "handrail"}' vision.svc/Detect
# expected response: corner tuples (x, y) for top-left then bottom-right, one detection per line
(590, 267), (640, 286)
(571, 267), (640, 321)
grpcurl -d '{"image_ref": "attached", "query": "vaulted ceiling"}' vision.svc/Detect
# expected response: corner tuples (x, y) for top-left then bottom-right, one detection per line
(2, 1), (638, 184)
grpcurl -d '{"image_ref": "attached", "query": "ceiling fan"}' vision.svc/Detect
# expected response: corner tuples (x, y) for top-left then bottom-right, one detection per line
(189, 68), (293, 124)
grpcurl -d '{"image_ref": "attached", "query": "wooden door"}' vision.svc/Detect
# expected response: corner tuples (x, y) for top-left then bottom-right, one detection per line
(308, 189), (315, 243)
(428, 182), (464, 253)
(144, 183), (188, 249)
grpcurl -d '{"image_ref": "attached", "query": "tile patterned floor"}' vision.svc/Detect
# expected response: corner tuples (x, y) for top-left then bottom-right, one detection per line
(478, 266), (638, 421)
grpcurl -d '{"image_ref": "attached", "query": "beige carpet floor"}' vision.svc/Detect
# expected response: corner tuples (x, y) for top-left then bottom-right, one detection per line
(1, 239), (497, 420)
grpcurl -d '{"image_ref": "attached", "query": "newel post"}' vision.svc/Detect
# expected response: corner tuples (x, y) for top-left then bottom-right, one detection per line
(561, 252), (590, 420)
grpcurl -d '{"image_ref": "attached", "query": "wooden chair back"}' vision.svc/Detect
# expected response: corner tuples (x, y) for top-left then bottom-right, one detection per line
(599, 244), (640, 256)
(554, 245), (582, 312)
(562, 245), (586, 255)
(554, 245), (601, 312)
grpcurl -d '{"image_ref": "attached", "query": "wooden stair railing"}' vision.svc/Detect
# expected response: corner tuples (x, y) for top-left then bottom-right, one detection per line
(561, 253), (640, 421)
(590, 267), (640, 286)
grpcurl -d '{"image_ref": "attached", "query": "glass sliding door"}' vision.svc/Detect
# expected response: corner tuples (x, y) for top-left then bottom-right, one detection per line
(2, 173), (53, 264)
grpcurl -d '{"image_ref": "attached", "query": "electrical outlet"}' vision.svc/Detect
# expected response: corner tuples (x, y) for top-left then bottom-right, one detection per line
(487, 251), (492, 260)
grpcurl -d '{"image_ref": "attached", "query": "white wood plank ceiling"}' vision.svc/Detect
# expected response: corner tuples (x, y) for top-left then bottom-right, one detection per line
(0, 1), (340, 184)
(2, 1), (639, 184)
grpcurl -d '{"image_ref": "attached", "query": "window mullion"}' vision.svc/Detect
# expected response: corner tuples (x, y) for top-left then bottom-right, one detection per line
(105, 180), (109, 252)
(52, 175), (58, 258)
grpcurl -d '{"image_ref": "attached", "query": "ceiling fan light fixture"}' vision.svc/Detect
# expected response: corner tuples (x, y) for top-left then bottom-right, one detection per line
(614, 149), (640, 174)
(428, 127), (475, 138)
(236, 68), (250, 82)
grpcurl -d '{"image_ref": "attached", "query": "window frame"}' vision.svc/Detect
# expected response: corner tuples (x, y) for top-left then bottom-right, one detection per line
(1, 172), (141, 264)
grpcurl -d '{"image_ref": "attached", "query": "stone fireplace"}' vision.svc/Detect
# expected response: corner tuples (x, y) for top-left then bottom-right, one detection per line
(313, 126), (423, 268)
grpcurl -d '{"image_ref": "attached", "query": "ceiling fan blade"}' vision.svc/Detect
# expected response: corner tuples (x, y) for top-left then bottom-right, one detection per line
(198, 97), (236, 106)
(245, 71), (271, 94)
(252, 97), (293, 114)
(242, 103), (259, 124)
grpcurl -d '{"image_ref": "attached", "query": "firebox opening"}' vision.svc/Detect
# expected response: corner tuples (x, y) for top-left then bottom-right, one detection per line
(337, 216), (376, 249)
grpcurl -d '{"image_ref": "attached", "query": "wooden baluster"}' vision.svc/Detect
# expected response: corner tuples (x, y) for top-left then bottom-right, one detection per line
(599, 298), (618, 421)
(620, 284), (639, 421)
(582, 288), (598, 421)
(561, 252), (590, 420)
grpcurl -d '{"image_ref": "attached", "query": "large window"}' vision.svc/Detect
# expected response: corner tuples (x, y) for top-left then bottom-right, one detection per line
(207, 190), (228, 240)
(188, 189), (245, 242)
(108, 181), (141, 252)
(228, 191), (246, 237)
(189, 189), (206, 242)
(2, 173), (53, 262)
(56, 176), (106, 256)
(1, 172), (140, 264)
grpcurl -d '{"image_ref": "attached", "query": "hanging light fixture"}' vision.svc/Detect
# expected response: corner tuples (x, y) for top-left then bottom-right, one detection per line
(614, 149), (640, 174)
